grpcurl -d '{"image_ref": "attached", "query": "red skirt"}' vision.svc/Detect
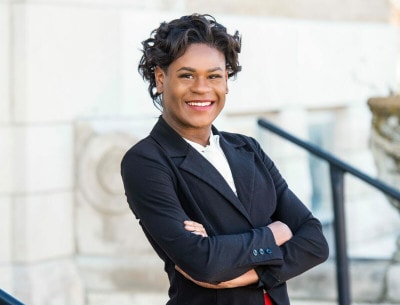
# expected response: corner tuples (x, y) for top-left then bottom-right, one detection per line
(264, 293), (273, 305)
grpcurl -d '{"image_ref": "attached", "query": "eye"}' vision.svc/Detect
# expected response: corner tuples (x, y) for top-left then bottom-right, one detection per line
(209, 74), (223, 79)
(178, 73), (194, 79)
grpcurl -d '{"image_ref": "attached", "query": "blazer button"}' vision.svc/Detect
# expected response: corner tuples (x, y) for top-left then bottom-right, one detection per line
(252, 249), (258, 256)
(259, 248), (265, 255)
(266, 248), (272, 254)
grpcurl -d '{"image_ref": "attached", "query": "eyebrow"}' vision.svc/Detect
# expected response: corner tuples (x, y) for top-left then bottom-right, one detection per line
(176, 67), (224, 73)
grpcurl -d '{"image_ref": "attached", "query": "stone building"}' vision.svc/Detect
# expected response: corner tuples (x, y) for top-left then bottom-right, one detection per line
(1, 0), (400, 304)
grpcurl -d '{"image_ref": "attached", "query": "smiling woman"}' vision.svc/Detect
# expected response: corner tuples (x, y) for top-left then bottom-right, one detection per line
(121, 13), (329, 305)
(154, 44), (227, 145)
(138, 14), (241, 111)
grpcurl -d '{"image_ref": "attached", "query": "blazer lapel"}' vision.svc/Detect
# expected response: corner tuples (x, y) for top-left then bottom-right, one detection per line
(179, 149), (254, 224)
(219, 135), (256, 215)
(150, 117), (254, 225)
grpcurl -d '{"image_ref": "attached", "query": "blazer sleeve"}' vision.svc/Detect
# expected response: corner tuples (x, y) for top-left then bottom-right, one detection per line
(248, 137), (330, 290)
(121, 144), (283, 284)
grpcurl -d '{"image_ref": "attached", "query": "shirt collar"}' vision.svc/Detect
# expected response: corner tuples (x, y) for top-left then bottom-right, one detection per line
(184, 133), (220, 153)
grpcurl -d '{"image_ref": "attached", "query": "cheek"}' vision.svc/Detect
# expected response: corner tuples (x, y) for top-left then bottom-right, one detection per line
(218, 85), (228, 99)
(162, 84), (183, 105)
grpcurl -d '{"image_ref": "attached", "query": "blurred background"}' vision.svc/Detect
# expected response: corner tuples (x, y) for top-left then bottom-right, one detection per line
(1, 0), (400, 304)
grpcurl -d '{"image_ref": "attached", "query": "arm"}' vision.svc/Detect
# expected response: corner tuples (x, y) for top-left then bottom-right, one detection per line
(179, 221), (259, 288)
(176, 266), (259, 289)
(177, 220), (292, 289)
(121, 148), (283, 283)
(249, 138), (329, 290)
(255, 190), (329, 290)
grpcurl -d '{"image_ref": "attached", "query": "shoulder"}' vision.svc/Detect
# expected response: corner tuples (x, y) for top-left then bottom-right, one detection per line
(120, 134), (178, 187)
(219, 131), (261, 150)
(219, 130), (276, 169)
(122, 136), (151, 156)
(121, 136), (160, 167)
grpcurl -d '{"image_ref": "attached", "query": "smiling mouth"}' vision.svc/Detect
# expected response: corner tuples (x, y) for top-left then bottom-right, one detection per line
(186, 101), (213, 107)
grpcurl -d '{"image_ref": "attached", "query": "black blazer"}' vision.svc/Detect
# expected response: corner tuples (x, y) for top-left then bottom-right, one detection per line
(121, 117), (329, 305)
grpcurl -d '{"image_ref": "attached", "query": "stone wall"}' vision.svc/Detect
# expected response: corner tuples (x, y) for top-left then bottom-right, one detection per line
(1, 0), (400, 304)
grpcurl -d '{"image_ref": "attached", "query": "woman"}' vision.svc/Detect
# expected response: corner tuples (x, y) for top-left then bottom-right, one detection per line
(121, 13), (329, 305)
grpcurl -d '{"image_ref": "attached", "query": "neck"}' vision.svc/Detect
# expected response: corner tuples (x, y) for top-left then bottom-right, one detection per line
(184, 132), (211, 146)
(162, 117), (211, 146)
(178, 127), (211, 146)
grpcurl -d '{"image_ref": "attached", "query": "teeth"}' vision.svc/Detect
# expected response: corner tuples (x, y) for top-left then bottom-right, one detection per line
(187, 101), (212, 106)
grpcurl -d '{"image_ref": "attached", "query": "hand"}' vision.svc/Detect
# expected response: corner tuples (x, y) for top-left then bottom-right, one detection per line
(217, 269), (259, 288)
(175, 265), (224, 289)
(184, 220), (208, 237)
(268, 221), (293, 246)
(175, 266), (258, 289)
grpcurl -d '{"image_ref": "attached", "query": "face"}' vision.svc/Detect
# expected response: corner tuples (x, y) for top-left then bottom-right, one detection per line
(155, 43), (228, 140)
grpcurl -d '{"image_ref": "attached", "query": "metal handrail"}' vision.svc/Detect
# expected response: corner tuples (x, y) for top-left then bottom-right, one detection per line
(257, 118), (400, 305)
(0, 289), (25, 305)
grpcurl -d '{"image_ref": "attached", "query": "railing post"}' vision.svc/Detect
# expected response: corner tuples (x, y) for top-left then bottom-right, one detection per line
(330, 165), (351, 305)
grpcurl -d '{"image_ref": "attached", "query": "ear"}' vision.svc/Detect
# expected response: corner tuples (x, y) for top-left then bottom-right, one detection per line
(225, 70), (229, 93)
(155, 66), (165, 93)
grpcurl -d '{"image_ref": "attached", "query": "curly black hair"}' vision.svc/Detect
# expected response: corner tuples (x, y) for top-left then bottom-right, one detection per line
(138, 13), (242, 110)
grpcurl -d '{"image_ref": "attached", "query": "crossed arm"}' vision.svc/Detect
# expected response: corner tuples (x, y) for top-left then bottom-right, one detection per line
(176, 220), (293, 289)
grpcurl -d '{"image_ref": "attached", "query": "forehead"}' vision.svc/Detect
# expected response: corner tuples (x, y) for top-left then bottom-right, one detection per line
(170, 43), (226, 70)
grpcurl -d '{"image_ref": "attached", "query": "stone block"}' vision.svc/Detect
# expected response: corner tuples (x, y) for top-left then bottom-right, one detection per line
(288, 259), (336, 301)
(10, 5), (398, 123)
(74, 119), (155, 255)
(186, 0), (390, 21)
(277, 157), (312, 207)
(387, 263), (400, 302)
(0, 126), (14, 193)
(217, 16), (398, 114)
(87, 292), (167, 305)
(0, 196), (12, 263)
(1, 124), (73, 194)
(14, 258), (84, 305)
(76, 255), (168, 292)
(13, 192), (74, 262)
(11, 124), (73, 193)
(345, 191), (400, 259)
(0, 264), (13, 294)
(12, 3), (123, 123)
(17, 0), (174, 9)
(334, 106), (372, 156)
(0, 2), (10, 123)
(288, 259), (389, 303)
(130, 292), (169, 305)
(120, 10), (175, 117)
(257, 110), (309, 161)
(350, 260), (387, 302)
(76, 195), (152, 255)
(73, 118), (170, 300)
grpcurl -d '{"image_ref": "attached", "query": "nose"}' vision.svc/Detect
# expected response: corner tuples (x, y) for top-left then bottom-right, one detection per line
(191, 77), (211, 94)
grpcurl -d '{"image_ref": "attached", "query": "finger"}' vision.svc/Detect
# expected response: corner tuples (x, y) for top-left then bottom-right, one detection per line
(184, 220), (204, 228)
(183, 223), (197, 231)
(183, 223), (204, 231)
(185, 225), (206, 234)
(185, 225), (207, 237)
(183, 220), (208, 237)
(191, 230), (207, 237)
(175, 265), (184, 274)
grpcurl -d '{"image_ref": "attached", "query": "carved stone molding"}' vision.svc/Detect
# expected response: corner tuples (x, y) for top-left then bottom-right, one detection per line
(76, 126), (136, 215)
(368, 96), (400, 261)
(74, 120), (153, 255)
(73, 119), (169, 300)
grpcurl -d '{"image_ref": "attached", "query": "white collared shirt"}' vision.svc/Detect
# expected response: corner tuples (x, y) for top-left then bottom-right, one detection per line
(184, 134), (237, 196)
